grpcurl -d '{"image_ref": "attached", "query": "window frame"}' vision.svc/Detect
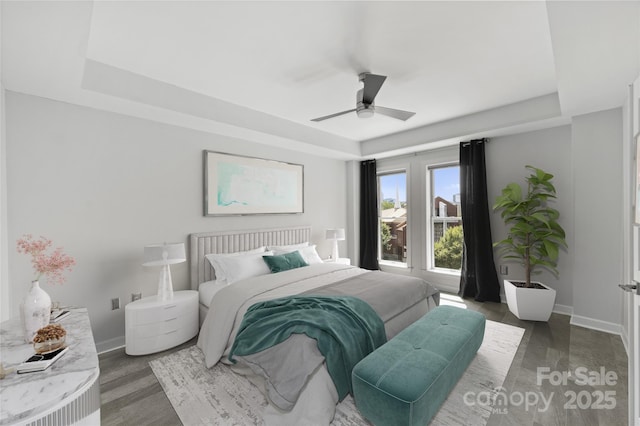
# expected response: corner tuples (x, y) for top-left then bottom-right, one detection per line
(426, 162), (463, 275)
(377, 168), (410, 268)
(374, 146), (460, 292)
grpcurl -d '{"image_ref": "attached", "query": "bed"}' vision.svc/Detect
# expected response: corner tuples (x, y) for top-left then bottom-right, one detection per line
(191, 226), (440, 425)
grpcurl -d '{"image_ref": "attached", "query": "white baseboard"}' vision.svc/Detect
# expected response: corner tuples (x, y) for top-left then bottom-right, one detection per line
(553, 303), (573, 316)
(621, 327), (630, 355)
(96, 336), (125, 355)
(442, 290), (625, 337)
(570, 314), (623, 335)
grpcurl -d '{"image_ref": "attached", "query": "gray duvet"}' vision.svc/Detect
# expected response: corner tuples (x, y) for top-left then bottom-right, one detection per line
(234, 270), (440, 411)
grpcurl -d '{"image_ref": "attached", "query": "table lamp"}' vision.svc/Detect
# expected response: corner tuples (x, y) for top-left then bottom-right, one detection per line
(143, 242), (186, 301)
(325, 228), (345, 261)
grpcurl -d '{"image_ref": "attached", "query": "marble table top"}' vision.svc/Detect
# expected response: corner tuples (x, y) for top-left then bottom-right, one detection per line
(0, 308), (99, 425)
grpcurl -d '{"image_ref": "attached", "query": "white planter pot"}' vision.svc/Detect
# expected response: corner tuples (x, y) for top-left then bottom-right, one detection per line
(503, 279), (556, 322)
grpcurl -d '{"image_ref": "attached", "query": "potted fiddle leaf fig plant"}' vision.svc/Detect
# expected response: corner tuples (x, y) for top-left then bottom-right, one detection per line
(493, 165), (567, 321)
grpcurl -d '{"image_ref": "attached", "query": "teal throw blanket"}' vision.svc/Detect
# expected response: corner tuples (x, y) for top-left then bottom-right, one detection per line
(228, 295), (387, 400)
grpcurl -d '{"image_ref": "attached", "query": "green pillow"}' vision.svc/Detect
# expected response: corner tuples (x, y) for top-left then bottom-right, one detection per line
(263, 251), (309, 273)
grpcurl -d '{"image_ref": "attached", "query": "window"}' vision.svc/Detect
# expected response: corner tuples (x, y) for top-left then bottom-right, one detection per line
(378, 172), (407, 264)
(375, 147), (460, 291)
(429, 165), (463, 271)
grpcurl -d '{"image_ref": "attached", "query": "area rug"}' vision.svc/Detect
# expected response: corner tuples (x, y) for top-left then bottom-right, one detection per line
(150, 320), (524, 426)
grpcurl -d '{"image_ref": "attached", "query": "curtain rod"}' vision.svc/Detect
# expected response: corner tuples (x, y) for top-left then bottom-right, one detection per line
(460, 138), (491, 147)
(390, 143), (463, 160)
(363, 137), (492, 162)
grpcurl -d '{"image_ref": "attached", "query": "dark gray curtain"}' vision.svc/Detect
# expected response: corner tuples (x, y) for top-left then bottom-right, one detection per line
(359, 159), (380, 270)
(458, 139), (501, 302)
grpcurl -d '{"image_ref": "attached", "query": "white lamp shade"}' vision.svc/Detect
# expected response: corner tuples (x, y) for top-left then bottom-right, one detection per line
(325, 229), (345, 241)
(143, 243), (186, 266)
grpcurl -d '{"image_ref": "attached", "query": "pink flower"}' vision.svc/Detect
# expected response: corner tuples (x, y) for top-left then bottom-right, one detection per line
(16, 235), (76, 285)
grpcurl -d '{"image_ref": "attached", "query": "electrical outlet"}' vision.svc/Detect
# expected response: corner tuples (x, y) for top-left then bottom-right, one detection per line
(131, 293), (142, 302)
(111, 298), (120, 310)
(500, 265), (509, 275)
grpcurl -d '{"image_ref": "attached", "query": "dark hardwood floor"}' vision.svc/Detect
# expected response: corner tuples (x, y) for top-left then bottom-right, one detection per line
(99, 337), (194, 426)
(99, 294), (628, 425)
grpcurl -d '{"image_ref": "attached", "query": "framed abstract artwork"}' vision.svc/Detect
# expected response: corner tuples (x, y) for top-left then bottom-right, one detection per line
(203, 150), (304, 216)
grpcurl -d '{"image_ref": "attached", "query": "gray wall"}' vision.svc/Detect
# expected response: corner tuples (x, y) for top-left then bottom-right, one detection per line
(4, 90), (626, 349)
(486, 125), (574, 310)
(372, 127), (576, 305)
(0, 83), (7, 322)
(486, 109), (623, 331)
(571, 108), (623, 328)
(5, 91), (348, 351)
(369, 113), (623, 331)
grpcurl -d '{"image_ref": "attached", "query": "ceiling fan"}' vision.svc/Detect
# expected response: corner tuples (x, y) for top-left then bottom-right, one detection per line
(311, 72), (415, 122)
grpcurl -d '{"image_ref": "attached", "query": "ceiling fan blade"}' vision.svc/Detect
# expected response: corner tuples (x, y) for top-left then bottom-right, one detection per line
(375, 106), (416, 121)
(310, 108), (357, 122)
(361, 73), (387, 104)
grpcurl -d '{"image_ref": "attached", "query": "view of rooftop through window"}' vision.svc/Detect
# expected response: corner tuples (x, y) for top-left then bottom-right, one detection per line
(378, 168), (460, 210)
(431, 165), (463, 270)
(379, 172), (408, 263)
(432, 167), (460, 205)
(378, 166), (463, 270)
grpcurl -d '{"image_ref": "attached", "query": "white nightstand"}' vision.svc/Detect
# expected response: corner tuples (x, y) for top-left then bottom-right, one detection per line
(125, 290), (198, 355)
(325, 258), (351, 265)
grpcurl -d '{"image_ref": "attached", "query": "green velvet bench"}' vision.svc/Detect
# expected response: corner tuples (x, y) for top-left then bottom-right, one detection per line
(351, 305), (486, 426)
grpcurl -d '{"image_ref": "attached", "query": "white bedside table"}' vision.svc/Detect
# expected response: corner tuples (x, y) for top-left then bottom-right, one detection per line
(125, 290), (198, 355)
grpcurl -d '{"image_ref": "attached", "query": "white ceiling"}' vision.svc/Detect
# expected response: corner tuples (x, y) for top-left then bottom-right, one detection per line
(2, 1), (639, 159)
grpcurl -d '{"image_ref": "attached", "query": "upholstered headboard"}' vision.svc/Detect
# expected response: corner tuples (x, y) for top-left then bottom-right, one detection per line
(189, 226), (312, 289)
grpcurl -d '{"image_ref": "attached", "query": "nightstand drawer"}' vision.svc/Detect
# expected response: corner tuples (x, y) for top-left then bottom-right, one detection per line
(129, 313), (193, 339)
(127, 322), (198, 355)
(128, 299), (191, 325)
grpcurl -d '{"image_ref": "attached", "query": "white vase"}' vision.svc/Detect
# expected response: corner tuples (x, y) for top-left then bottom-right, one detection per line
(21, 280), (52, 343)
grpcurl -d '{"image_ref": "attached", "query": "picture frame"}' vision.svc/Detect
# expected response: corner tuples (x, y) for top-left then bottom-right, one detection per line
(203, 150), (304, 216)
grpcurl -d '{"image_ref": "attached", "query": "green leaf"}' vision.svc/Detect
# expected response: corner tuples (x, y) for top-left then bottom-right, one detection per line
(504, 183), (522, 202)
(544, 240), (559, 261)
(530, 212), (550, 226)
(494, 165), (567, 279)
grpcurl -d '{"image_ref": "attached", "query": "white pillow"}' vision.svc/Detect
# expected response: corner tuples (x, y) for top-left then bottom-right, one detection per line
(205, 246), (266, 280)
(297, 245), (323, 265)
(213, 251), (274, 284)
(268, 242), (309, 254)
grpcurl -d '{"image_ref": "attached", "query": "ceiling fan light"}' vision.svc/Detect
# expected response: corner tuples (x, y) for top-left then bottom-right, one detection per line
(357, 105), (374, 119)
(313, 73), (411, 122)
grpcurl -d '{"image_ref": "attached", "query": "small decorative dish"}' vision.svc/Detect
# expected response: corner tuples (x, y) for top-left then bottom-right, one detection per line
(33, 336), (66, 354)
(33, 323), (67, 354)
